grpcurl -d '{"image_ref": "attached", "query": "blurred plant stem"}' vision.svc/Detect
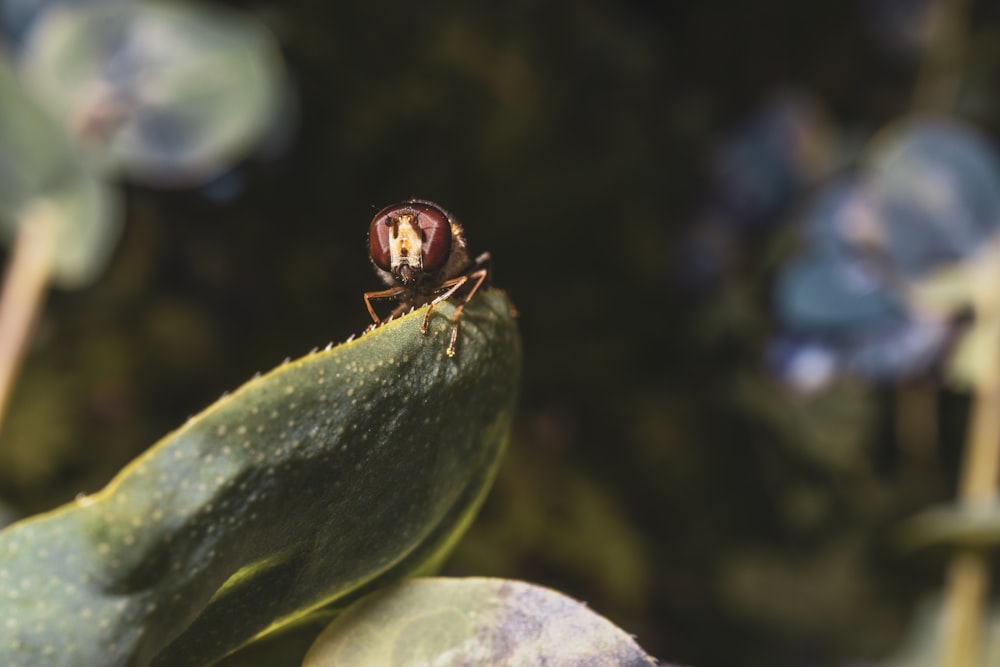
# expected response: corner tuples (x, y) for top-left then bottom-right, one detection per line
(940, 380), (999, 667)
(940, 275), (1000, 667)
(907, 0), (988, 663)
(913, 0), (969, 112)
(0, 202), (57, 437)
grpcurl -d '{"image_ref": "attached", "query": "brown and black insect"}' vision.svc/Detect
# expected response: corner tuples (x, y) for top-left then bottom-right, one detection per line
(364, 200), (490, 357)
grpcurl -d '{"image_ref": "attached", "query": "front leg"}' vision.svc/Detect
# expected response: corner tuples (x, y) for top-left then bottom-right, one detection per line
(420, 263), (490, 356)
(444, 267), (488, 356)
(420, 274), (469, 335)
(363, 286), (406, 325)
(417, 251), (492, 334)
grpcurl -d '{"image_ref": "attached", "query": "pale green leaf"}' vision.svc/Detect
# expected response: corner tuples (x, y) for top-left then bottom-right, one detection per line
(303, 577), (658, 667)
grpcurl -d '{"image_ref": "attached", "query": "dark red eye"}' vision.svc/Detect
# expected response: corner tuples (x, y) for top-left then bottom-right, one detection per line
(368, 205), (396, 271)
(411, 202), (452, 272)
(369, 201), (453, 273)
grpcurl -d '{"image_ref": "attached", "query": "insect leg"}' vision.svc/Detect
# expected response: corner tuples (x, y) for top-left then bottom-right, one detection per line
(420, 275), (469, 335)
(445, 267), (488, 357)
(472, 251), (491, 274)
(363, 286), (406, 325)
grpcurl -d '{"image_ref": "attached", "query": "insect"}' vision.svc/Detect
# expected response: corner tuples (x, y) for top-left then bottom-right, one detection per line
(364, 200), (490, 357)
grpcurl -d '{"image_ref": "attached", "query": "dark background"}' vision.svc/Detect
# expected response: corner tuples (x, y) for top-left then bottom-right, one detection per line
(4, 1), (998, 665)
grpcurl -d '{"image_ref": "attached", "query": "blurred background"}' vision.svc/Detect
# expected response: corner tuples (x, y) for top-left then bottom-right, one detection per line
(5, 0), (1000, 665)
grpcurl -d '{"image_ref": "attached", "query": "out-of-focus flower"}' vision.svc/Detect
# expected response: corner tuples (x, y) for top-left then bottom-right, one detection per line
(0, 0), (109, 50)
(860, 0), (932, 60)
(678, 91), (834, 290)
(710, 93), (831, 232)
(770, 117), (1000, 391)
(16, 0), (289, 187)
(770, 249), (952, 390)
(865, 120), (1000, 273)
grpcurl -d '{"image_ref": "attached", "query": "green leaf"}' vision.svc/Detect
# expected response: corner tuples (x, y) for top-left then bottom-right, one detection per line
(0, 290), (521, 666)
(0, 55), (120, 287)
(303, 577), (659, 667)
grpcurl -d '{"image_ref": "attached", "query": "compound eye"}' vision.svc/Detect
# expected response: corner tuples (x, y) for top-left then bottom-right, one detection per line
(413, 202), (452, 272)
(368, 206), (397, 271)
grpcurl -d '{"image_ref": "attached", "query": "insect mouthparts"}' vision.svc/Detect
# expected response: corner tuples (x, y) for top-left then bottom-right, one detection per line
(397, 264), (416, 283)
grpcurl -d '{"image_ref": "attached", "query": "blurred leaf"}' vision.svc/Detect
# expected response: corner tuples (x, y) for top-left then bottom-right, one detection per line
(302, 577), (658, 667)
(0, 290), (521, 666)
(0, 54), (120, 286)
(897, 501), (1000, 553)
(18, 0), (288, 186)
(736, 373), (876, 470)
(720, 537), (903, 655)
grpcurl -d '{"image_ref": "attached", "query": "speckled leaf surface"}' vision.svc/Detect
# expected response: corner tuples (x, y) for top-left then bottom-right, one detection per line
(0, 290), (520, 667)
(302, 577), (659, 667)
